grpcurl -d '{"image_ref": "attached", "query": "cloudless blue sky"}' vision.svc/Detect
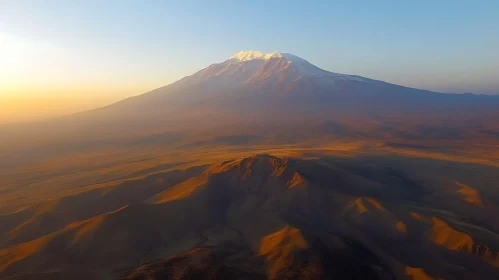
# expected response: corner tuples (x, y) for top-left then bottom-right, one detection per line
(1, 0), (498, 102)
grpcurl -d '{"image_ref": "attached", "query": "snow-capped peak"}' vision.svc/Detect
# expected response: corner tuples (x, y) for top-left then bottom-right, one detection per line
(216, 50), (371, 84)
(229, 50), (315, 66)
(229, 50), (285, 61)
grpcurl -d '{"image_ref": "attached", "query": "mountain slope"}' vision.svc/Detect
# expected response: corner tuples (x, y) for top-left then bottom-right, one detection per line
(2, 50), (499, 163)
(102, 50), (499, 117)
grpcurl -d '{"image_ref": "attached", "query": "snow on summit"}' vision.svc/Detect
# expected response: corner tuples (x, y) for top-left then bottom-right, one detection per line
(221, 50), (371, 83)
(230, 50), (285, 61)
(229, 50), (316, 66)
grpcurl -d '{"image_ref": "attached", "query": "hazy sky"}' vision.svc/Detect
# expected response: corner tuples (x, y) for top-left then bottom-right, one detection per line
(1, 0), (498, 123)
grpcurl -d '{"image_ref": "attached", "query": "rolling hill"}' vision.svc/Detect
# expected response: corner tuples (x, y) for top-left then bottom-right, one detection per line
(1, 155), (499, 279)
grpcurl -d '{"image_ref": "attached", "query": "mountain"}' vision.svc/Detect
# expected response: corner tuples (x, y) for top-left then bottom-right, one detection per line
(2, 50), (499, 211)
(2, 50), (499, 152)
(2, 51), (498, 215)
(94, 50), (499, 121)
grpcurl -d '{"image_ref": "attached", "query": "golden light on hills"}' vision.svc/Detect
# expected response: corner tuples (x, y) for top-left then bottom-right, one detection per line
(405, 266), (439, 280)
(430, 217), (474, 252)
(259, 226), (308, 255)
(150, 176), (208, 204)
(1, 154), (499, 279)
(456, 182), (485, 206)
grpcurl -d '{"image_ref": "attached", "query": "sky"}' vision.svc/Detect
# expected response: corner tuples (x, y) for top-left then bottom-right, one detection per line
(1, 0), (498, 123)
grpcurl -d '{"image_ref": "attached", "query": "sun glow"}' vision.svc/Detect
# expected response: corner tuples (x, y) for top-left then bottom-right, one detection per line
(0, 33), (154, 123)
(0, 33), (62, 88)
